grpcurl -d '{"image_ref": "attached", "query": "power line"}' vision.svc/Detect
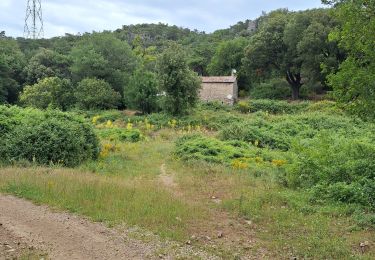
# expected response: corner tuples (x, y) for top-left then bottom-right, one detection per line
(24, 0), (44, 39)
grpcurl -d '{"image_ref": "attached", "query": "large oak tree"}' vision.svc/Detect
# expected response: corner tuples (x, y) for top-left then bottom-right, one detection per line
(243, 9), (339, 99)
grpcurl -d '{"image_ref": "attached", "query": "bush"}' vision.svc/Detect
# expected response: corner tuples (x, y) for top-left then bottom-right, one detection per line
(219, 112), (372, 151)
(198, 101), (233, 112)
(247, 99), (309, 114)
(285, 134), (375, 209)
(237, 101), (251, 113)
(0, 106), (99, 167)
(96, 128), (143, 142)
(304, 100), (341, 114)
(74, 78), (121, 110)
(20, 77), (74, 110)
(124, 69), (160, 114)
(219, 117), (291, 151)
(250, 79), (291, 100)
(174, 134), (287, 166)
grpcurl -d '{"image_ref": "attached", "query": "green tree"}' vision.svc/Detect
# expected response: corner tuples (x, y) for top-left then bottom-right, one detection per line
(323, 0), (375, 119)
(207, 37), (248, 76)
(0, 57), (17, 104)
(24, 48), (71, 85)
(188, 41), (215, 76)
(157, 43), (201, 115)
(70, 33), (137, 99)
(243, 9), (338, 99)
(74, 78), (121, 110)
(131, 35), (157, 69)
(125, 69), (159, 114)
(0, 38), (26, 103)
(20, 77), (74, 110)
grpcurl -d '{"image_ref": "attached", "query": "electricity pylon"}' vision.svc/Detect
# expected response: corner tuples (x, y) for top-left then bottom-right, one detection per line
(24, 0), (44, 39)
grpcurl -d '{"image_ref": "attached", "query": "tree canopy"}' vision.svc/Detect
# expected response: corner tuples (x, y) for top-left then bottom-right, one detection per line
(70, 33), (137, 100)
(157, 43), (201, 115)
(243, 9), (339, 99)
(323, 0), (375, 119)
(0, 5), (373, 117)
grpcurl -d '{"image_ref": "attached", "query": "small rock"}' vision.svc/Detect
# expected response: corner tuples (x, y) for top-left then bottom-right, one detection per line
(190, 235), (197, 240)
(217, 231), (224, 238)
(185, 240), (191, 245)
(211, 196), (217, 199)
(360, 241), (370, 252)
(158, 254), (164, 259)
(7, 249), (16, 253)
(245, 220), (252, 226)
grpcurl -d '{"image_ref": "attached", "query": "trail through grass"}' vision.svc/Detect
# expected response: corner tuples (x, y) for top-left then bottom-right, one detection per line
(1, 103), (374, 258)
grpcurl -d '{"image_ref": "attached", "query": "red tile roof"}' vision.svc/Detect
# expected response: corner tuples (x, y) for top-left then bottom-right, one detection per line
(201, 76), (237, 83)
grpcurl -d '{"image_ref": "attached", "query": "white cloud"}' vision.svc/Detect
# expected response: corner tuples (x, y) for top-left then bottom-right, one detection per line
(0, 0), (324, 38)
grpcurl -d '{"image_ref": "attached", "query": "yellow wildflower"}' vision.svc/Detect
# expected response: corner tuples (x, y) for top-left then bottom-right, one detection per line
(231, 159), (249, 170)
(272, 159), (287, 167)
(92, 115), (101, 125)
(127, 122), (133, 130)
(106, 120), (114, 128)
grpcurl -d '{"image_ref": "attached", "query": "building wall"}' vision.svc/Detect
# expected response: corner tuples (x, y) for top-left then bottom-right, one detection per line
(200, 82), (237, 105)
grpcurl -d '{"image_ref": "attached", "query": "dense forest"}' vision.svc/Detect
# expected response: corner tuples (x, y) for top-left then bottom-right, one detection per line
(0, 0), (373, 118)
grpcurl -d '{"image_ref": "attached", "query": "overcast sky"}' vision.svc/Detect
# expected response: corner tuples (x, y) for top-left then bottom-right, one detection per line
(1, 0), (324, 38)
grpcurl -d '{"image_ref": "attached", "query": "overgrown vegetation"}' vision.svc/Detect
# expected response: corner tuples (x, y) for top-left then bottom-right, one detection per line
(0, 106), (99, 166)
(174, 102), (375, 227)
(0, 101), (374, 258)
(0, 1), (374, 258)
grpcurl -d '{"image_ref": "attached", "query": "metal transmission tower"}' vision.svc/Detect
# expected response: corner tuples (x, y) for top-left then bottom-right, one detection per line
(24, 0), (44, 39)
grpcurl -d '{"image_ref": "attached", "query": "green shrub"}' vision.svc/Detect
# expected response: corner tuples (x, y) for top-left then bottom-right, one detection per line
(74, 78), (121, 110)
(0, 106), (99, 167)
(219, 117), (291, 150)
(96, 128), (143, 142)
(124, 69), (160, 114)
(219, 112), (370, 151)
(198, 101), (233, 112)
(237, 101), (251, 114)
(304, 100), (341, 114)
(246, 99), (309, 114)
(83, 110), (124, 124)
(20, 77), (74, 110)
(174, 134), (287, 166)
(285, 134), (375, 209)
(250, 79), (291, 100)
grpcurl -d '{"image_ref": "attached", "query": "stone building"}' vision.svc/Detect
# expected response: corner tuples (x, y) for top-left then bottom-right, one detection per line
(200, 76), (238, 105)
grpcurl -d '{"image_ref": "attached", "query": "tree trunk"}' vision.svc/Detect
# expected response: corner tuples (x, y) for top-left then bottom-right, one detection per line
(291, 85), (300, 100)
(286, 71), (302, 100)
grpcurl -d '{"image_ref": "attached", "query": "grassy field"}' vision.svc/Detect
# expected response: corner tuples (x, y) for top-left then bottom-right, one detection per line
(1, 100), (374, 259)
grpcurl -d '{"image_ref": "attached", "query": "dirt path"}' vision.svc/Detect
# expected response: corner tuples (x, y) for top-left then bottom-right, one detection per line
(0, 195), (217, 260)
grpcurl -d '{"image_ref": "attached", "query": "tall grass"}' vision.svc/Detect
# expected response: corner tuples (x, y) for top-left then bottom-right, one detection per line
(0, 167), (199, 240)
